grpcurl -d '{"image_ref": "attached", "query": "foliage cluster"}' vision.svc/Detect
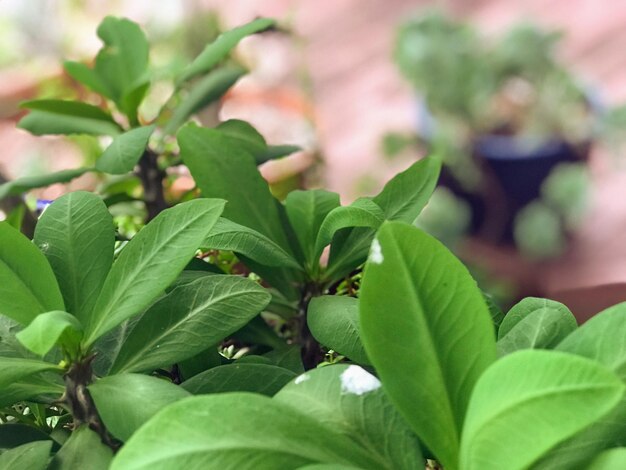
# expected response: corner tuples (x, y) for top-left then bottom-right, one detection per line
(0, 16), (625, 470)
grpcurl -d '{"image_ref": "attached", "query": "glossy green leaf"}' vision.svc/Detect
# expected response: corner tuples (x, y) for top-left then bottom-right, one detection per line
(497, 298), (578, 356)
(178, 346), (223, 381)
(178, 18), (276, 83)
(89, 374), (190, 442)
(276, 365), (423, 470)
(164, 66), (245, 135)
(256, 144), (302, 164)
(0, 222), (64, 324)
(33, 191), (114, 320)
(16, 311), (82, 357)
(298, 466), (362, 470)
(91, 316), (142, 377)
(181, 363), (296, 396)
(314, 198), (384, 264)
(0, 316), (33, 358)
(0, 357), (61, 389)
(17, 100), (121, 136)
(263, 345), (304, 374)
(48, 426), (112, 470)
(373, 156), (441, 222)
(285, 190), (340, 270)
(93, 16), (150, 106)
(110, 275), (270, 373)
(460, 350), (624, 470)
(216, 119), (267, 156)
(483, 292), (504, 332)
(587, 448), (626, 470)
(359, 222), (496, 469)
(326, 157), (440, 280)
(95, 125), (155, 174)
(308, 296), (369, 364)
(0, 441), (52, 470)
(179, 124), (290, 249)
(233, 315), (287, 350)
(0, 374), (65, 408)
(535, 303), (626, 469)
(202, 218), (301, 269)
(179, 123), (299, 298)
(0, 423), (53, 450)
(498, 297), (574, 339)
(111, 393), (387, 470)
(82, 198), (225, 346)
(0, 168), (91, 201)
(63, 61), (110, 97)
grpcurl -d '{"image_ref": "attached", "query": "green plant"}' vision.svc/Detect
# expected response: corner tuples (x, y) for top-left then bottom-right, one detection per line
(108, 222), (626, 469)
(392, 11), (595, 257)
(2, 14), (625, 470)
(1, 15), (296, 230)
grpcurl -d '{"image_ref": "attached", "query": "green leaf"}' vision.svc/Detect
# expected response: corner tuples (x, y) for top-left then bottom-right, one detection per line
(164, 66), (246, 135)
(111, 393), (388, 469)
(0, 168), (91, 201)
(82, 198), (225, 346)
(63, 61), (111, 97)
(308, 296), (369, 365)
(587, 448), (626, 470)
(178, 346), (223, 381)
(33, 191), (114, 320)
(0, 315), (33, 358)
(534, 303), (626, 469)
(233, 315), (287, 350)
(0, 423), (53, 450)
(16, 311), (82, 357)
(179, 124), (290, 248)
(326, 157), (440, 280)
(0, 375), (65, 408)
(93, 16), (150, 106)
(178, 18), (276, 83)
(498, 297), (574, 339)
(0, 222), (64, 324)
(285, 190), (340, 270)
(276, 365), (423, 470)
(497, 297), (578, 356)
(48, 426), (112, 470)
(256, 144), (302, 164)
(95, 125), (155, 174)
(110, 275), (270, 373)
(483, 292), (504, 332)
(181, 363), (296, 396)
(373, 157), (441, 222)
(460, 350), (625, 470)
(315, 198), (384, 265)
(17, 100), (121, 136)
(88, 374), (190, 442)
(359, 222), (496, 469)
(0, 357), (61, 389)
(263, 345), (304, 374)
(216, 119), (267, 157)
(202, 218), (302, 269)
(298, 466), (362, 470)
(0, 441), (52, 470)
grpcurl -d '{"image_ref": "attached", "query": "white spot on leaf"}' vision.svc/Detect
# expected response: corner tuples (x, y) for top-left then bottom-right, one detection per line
(340, 365), (381, 395)
(294, 374), (310, 385)
(370, 238), (384, 264)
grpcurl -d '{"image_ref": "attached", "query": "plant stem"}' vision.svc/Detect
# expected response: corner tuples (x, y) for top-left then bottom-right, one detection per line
(137, 149), (168, 221)
(62, 355), (119, 451)
(299, 283), (323, 370)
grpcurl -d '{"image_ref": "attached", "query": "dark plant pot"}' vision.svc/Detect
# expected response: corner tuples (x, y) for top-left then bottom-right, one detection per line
(440, 135), (591, 243)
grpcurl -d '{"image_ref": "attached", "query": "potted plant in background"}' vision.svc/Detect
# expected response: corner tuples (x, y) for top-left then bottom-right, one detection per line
(392, 11), (598, 258)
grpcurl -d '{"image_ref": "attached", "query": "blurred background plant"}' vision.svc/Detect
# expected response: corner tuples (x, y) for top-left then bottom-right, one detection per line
(388, 11), (607, 259)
